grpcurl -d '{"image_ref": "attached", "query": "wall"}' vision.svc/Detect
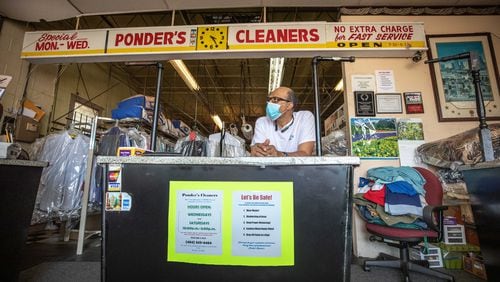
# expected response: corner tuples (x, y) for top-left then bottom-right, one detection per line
(0, 19), (30, 117)
(341, 15), (500, 258)
(46, 63), (133, 134)
(0, 18), (134, 138)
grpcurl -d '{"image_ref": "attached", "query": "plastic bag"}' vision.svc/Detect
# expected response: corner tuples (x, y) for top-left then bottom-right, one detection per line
(207, 132), (248, 157)
(321, 129), (347, 156)
(32, 130), (90, 223)
(416, 123), (500, 168)
(174, 131), (208, 156)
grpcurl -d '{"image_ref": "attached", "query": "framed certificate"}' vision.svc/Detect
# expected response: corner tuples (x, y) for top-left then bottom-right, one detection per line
(376, 93), (403, 114)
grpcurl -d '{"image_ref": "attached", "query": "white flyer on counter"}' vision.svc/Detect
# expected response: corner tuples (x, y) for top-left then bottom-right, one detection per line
(175, 190), (223, 255)
(232, 191), (281, 257)
(375, 70), (396, 93)
(351, 74), (376, 91)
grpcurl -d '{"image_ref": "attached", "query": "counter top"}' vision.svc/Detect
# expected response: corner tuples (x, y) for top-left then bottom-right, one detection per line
(459, 159), (500, 171)
(96, 156), (361, 166)
(0, 159), (48, 167)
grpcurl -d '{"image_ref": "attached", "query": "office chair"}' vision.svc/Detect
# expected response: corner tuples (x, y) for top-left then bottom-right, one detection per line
(363, 167), (454, 282)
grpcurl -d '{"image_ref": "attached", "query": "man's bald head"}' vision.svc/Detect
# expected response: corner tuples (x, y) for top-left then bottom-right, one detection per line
(270, 87), (298, 110)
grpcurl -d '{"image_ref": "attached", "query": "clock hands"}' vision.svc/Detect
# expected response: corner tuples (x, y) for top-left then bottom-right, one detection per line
(210, 35), (217, 45)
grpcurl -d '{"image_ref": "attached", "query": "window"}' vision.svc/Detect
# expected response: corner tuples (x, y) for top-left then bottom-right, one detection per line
(68, 94), (102, 133)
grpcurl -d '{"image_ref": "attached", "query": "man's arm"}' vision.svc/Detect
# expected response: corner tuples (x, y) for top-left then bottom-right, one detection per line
(255, 140), (314, 157)
(289, 141), (314, 156)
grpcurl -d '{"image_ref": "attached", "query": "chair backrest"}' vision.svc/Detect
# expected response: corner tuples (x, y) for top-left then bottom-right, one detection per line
(414, 167), (443, 206)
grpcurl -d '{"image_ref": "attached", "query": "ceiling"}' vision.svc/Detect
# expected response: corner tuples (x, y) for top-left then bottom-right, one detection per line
(1, 1), (499, 135)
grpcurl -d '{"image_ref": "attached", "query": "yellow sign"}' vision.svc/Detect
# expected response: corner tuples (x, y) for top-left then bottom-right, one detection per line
(196, 26), (228, 50)
(167, 181), (294, 266)
(21, 22), (427, 63)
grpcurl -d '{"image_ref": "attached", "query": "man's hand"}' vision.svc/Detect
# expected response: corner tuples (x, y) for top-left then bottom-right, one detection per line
(250, 139), (280, 157)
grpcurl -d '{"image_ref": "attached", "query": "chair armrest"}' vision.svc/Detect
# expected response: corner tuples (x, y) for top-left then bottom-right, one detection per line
(423, 205), (448, 239)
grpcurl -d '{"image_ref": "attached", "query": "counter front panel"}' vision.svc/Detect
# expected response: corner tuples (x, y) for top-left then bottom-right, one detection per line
(103, 162), (353, 282)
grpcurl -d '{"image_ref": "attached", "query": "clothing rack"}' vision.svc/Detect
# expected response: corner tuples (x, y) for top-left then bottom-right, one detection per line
(76, 116), (179, 255)
(76, 116), (111, 255)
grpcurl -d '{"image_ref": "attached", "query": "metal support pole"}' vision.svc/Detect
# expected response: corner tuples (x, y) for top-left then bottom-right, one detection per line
(311, 56), (355, 156)
(151, 63), (164, 151)
(470, 52), (494, 161)
(426, 52), (494, 161)
(311, 57), (322, 156)
(76, 116), (98, 255)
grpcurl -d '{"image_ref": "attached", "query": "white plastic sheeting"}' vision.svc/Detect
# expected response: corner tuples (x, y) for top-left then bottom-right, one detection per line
(31, 131), (90, 223)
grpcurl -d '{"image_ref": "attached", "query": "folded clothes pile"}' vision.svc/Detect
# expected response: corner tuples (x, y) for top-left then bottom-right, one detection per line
(355, 166), (428, 229)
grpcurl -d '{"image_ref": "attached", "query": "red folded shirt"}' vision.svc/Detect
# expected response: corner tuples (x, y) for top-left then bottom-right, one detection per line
(363, 185), (386, 206)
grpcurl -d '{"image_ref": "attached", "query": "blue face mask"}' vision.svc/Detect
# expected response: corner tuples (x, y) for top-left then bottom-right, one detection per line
(266, 102), (282, 121)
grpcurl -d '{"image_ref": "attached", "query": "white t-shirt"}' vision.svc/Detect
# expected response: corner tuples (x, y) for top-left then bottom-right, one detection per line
(251, 111), (316, 153)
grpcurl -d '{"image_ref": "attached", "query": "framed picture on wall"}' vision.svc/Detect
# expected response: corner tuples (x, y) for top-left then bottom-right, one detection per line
(350, 117), (399, 159)
(426, 33), (500, 121)
(404, 92), (424, 114)
(375, 93), (403, 114)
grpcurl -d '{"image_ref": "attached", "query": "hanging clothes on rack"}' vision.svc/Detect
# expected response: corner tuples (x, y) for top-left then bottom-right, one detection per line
(174, 131), (208, 156)
(32, 130), (90, 223)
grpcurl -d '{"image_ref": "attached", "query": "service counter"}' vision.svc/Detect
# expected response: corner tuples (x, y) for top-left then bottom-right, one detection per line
(0, 159), (47, 282)
(460, 160), (500, 281)
(97, 156), (360, 282)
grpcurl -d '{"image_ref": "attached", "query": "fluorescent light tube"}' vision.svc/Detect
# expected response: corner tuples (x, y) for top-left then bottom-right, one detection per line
(211, 114), (223, 130)
(268, 57), (285, 93)
(169, 60), (200, 91)
(334, 79), (344, 92)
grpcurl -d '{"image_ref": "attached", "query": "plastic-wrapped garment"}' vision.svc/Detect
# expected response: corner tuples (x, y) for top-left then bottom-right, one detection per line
(98, 126), (129, 156)
(321, 130), (347, 156)
(90, 126), (129, 214)
(174, 132), (207, 156)
(87, 157), (102, 212)
(33, 131), (90, 222)
(207, 132), (248, 157)
(28, 137), (48, 160)
(416, 123), (500, 168)
(127, 128), (148, 149)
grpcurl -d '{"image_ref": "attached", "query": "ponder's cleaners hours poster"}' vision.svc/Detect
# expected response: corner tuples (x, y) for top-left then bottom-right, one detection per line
(167, 181), (294, 266)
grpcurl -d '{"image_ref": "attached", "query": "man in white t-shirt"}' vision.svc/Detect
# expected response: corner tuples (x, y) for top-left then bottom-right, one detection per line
(251, 86), (316, 157)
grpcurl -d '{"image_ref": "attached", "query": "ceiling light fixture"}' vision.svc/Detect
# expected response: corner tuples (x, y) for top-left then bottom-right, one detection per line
(268, 57), (285, 93)
(211, 114), (223, 130)
(169, 60), (200, 92)
(334, 79), (344, 92)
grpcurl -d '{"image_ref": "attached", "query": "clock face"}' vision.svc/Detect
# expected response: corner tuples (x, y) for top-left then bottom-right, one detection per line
(197, 26), (228, 50)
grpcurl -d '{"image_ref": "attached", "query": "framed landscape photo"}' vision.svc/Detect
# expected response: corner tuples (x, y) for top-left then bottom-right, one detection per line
(350, 117), (399, 159)
(426, 33), (500, 121)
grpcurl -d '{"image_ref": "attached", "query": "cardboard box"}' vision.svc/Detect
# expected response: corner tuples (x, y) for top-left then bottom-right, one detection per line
(23, 99), (45, 122)
(14, 116), (39, 142)
(117, 147), (148, 156)
(437, 242), (480, 252)
(443, 255), (463, 269)
(465, 225), (480, 247)
(463, 255), (487, 280)
(444, 224), (466, 244)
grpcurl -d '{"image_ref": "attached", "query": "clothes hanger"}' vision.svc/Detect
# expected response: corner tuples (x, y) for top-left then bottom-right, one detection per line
(67, 123), (80, 139)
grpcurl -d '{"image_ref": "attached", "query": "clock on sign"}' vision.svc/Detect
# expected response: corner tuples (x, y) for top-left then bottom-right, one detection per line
(196, 26), (228, 50)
